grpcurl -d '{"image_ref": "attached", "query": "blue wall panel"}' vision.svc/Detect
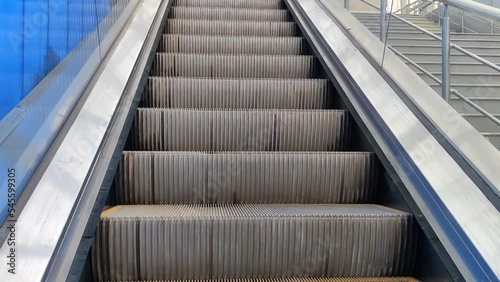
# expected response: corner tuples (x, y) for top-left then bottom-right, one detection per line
(0, 1), (24, 118)
(0, 0), (112, 121)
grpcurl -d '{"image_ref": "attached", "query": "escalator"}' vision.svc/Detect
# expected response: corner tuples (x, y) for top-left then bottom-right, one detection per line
(90, 0), (421, 281)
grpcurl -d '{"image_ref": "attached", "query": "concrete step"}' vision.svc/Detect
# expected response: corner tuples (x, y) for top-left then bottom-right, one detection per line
(429, 84), (500, 97)
(388, 37), (500, 47)
(376, 31), (500, 40)
(449, 97), (500, 114)
(483, 133), (500, 149)
(463, 114), (500, 133)
(365, 26), (442, 33)
(360, 20), (438, 27)
(407, 62), (495, 73)
(402, 52), (500, 64)
(391, 44), (500, 55)
(416, 72), (500, 84)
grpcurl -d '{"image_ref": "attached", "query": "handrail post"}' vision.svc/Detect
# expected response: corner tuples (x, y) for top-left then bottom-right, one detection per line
(344, 0), (349, 10)
(461, 9), (465, 32)
(442, 3), (451, 102)
(380, 0), (387, 41)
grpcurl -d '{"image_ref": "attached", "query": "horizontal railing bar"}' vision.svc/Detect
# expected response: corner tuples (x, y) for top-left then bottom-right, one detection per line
(390, 46), (500, 127)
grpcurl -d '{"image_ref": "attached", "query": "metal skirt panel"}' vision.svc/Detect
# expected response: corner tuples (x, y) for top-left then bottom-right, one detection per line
(115, 152), (379, 204)
(130, 109), (351, 151)
(92, 204), (416, 281)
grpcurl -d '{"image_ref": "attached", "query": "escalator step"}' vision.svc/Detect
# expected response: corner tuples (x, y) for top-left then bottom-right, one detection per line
(107, 278), (420, 282)
(130, 109), (350, 151)
(161, 35), (307, 55)
(116, 152), (378, 204)
(170, 7), (291, 22)
(166, 19), (297, 36)
(92, 204), (416, 281)
(143, 78), (331, 109)
(152, 54), (317, 78)
(172, 0), (285, 9)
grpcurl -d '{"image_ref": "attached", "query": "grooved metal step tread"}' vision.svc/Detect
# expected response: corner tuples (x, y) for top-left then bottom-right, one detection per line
(116, 151), (378, 205)
(165, 19), (297, 36)
(130, 109), (350, 151)
(160, 35), (307, 55)
(108, 279), (420, 282)
(152, 54), (318, 78)
(172, 0), (285, 9)
(170, 7), (291, 21)
(93, 204), (416, 281)
(143, 77), (333, 109)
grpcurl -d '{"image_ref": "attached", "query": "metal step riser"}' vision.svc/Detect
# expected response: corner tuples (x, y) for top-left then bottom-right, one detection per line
(130, 109), (350, 151)
(152, 54), (318, 79)
(166, 20), (297, 36)
(392, 46), (500, 55)
(430, 85), (500, 97)
(88, 278), (419, 282)
(463, 115), (500, 132)
(92, 205), (416, 281)
(405, 54), (500, 63)
(170, 7), (291, 21)
(116, 152), (378, 205)
(407, 63), (493, 73)
(450, 99), (500, 113)
(143, 78), (333, 109)
(172, 0), (285, 9)
(417, 74), (500, 84)
(161, 35), (307, 55)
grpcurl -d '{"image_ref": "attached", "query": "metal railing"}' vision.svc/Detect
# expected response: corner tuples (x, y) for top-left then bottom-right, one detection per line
(403, 0), (500, 33)
(345, 0), (500, 128)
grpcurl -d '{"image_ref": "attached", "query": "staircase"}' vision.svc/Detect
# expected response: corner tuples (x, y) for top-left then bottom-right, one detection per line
(354, 12), (500, 149)
(90, 1), (419, 281)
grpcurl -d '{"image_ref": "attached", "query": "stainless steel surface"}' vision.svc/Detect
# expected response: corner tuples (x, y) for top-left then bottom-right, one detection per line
(92, 204), (416, 281)
(0, 1), (164, 281)
(442, 4), (451, 102)
(297, 0), (500, 279)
